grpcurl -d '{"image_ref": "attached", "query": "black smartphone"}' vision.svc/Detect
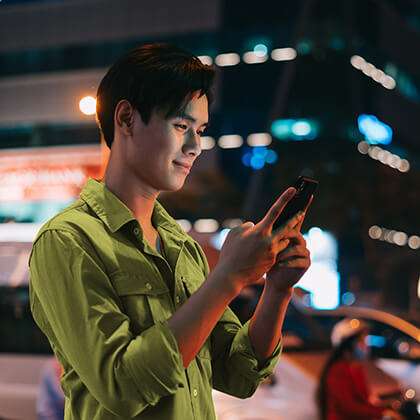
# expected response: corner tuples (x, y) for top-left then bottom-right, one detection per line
(273, 176), (319, 230)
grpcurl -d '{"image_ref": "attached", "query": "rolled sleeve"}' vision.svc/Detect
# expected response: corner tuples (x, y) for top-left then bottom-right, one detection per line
(29, 228), (185, 418)
(228, 319), (282, 382)
(122, 319), (184, 406)
(210, 306), (282, 399)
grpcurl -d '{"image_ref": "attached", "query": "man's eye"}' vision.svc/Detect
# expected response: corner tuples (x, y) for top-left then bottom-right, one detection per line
(175, 124), (188, 130)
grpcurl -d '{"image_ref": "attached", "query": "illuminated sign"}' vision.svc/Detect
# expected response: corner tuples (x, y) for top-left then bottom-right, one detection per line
(0, 144), (101, 202)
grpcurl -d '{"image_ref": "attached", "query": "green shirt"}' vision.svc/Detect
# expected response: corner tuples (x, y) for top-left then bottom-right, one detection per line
(29, 178), (282, 420)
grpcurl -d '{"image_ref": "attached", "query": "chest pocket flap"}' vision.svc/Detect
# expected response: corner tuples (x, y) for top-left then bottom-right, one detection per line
(111, 272), (169, 296)
(110, 271), (171, 334)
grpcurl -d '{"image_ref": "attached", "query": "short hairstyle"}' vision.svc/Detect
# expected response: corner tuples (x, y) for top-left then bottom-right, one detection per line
(96, 43), (216, 149)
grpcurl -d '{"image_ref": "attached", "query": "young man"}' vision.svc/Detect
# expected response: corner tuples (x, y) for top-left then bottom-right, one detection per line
(29, 43), (311, 419)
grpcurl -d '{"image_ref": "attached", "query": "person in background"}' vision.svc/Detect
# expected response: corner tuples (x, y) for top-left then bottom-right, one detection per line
(316, 318), (404, 420)
(36, 358), (64, 420)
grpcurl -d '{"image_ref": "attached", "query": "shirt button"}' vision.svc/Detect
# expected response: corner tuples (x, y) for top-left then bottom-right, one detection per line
(175, 295), (181, 304)
(145, 283), (152, 290)
(192, 389), (198, 397)
(133, 227), (140, 235)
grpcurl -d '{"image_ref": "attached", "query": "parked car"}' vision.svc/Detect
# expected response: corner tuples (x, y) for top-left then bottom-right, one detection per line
(213, 293), (420, 419)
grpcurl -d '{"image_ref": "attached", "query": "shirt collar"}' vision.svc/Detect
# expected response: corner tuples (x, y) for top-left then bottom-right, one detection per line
(80, 177), (186, 240)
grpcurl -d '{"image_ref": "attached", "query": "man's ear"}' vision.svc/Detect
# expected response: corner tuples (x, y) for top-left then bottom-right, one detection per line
(114, 100), (134, 134)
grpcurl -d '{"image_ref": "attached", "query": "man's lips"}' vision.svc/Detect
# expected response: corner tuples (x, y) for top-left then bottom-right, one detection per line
(173, 161), (192, 170)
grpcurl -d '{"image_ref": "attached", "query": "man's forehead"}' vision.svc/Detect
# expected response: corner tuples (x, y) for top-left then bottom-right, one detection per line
(175, 95), (209, 124)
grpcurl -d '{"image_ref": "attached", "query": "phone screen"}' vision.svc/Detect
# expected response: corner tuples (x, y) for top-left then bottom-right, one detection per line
(273, 176), (318, 230)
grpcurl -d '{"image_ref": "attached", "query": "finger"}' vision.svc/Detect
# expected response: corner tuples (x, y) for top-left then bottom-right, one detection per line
(273, 230), (299, 253)
(276, 246), (309, 262)
(296, 194), (314, 232)
(256, 187), (296, 233)
(275, 238), (291, 254)
(272, 210), (305, 240)
(241, 221), (255, 231)
(276, 257), (310, 269)
(276, 229), (304, 245)
(304, 194), (314, 213)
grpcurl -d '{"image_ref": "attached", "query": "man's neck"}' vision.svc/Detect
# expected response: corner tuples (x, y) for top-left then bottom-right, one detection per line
(103, 168), (158, 232)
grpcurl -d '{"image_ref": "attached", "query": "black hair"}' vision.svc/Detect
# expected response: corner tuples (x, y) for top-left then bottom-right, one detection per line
(96, 43), (216, 149)
(315, 332), (365, 420)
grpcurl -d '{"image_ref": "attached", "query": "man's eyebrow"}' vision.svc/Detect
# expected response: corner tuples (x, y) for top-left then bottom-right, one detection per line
(175, 112), (209, 127)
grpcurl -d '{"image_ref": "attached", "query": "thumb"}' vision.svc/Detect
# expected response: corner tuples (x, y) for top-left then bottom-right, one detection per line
(240, 221), (255, 232)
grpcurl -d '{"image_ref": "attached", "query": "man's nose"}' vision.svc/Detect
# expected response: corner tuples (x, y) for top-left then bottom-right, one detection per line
(184, 130), (202, 157)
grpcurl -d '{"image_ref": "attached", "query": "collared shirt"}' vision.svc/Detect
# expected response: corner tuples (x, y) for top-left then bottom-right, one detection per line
(29, 178), (282, 420)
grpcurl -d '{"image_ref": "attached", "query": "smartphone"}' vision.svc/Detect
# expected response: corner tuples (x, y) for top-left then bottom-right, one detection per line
(273, 176), (319, 230)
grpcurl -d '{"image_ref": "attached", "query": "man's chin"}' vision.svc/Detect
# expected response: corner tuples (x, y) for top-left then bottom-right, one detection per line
(160, 180), (185, 193)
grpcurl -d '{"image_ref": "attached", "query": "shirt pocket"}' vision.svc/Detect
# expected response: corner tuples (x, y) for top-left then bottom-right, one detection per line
(110, 271), (172, 335)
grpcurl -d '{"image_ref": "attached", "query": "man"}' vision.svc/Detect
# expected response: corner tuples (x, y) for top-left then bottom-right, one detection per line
(29, 43), (311, 419)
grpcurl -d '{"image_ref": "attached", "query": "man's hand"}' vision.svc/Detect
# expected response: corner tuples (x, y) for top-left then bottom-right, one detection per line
(216, 187), (304, 291)
(265, 195), (313, 293)
(265, 229), (311, 292)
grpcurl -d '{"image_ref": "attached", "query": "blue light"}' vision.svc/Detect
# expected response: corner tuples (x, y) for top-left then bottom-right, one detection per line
(253, 146), (268, 157)
(265, 150), (278, 164)
(366, 335), (386, 348)
(357, 114), (393, 145)
(342, 292), (356, 305)
(296, 40), (312, 55)
(242, 152), (252, 167)
(210, 228), (230, 250)
(242, 147), (278, 169)
(271, 119), (293, 139)
(292, 121), (311, 136)
(254, 43), (268, 57)
(271, 118), (319, 141)
(250, 155), (265, 170)
(296, 228), (340, 310)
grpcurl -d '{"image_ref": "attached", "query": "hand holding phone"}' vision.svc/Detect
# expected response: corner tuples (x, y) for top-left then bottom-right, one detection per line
(273, 176), (318, 232)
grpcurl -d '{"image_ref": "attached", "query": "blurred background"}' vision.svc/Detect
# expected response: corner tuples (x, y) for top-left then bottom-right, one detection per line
(0, 0), (419, 419)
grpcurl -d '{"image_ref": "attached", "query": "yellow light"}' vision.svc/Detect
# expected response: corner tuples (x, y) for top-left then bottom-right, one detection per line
(382, 75), (396, 90)
(408, 235), (420, 250)
(350, 55), (365, 70)
(361, 62), (375, 77)
(194, 219), (219, 233)
(201, 136), (216, 150)
(176, 219), (192, 232)
(357, 141), (369, 154)
(242, 51), (268, 64)
(197, 55), (213, 65)
(405, 389), (415, 399)
(271, 48), (297, 61)
(218, 135), (243, 149)
(247, 133), (272, 146)
(368, 225), (382, 239)
(79, 96), (96, 115)
(215, 53), (240, 67)
(350, 319), (360, 329)
(399, 159), (410, 172)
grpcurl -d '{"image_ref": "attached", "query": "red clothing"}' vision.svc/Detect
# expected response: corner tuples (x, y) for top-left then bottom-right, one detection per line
(326, 360), (385, 420)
